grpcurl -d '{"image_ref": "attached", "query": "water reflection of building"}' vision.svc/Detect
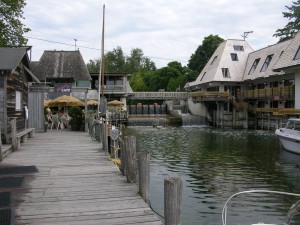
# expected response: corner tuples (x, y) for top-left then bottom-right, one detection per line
(185, 31), (300, 129)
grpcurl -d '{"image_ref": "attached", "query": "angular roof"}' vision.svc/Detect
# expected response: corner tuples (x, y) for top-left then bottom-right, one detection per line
(31, 50), (91, 81)
(243, 39), (292, 81)
(187, 39), (253, 87)
(273, 31), (300, 72)
(0, 47), (29, 71)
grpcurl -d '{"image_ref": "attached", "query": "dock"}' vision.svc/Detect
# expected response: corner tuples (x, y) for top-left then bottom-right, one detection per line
(0, 130), (163, 225)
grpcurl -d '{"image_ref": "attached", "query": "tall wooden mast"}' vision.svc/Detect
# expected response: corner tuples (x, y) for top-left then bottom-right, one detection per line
(101, 4), (105, 97)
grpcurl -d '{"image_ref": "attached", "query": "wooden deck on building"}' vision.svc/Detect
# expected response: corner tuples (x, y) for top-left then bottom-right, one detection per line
(1, 130), (163, 225)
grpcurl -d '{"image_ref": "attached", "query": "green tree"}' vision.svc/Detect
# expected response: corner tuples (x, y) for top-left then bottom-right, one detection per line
(87, 46), (126, 73)
(130, 72), (147, 91)
(105, 46), (125, 72)
(274, 0), (300, 42)
(149, 66), (181, 91)
(87, 59), (100, 73)
(125, 48), (156, 74)
(0, 0), (30, 46)
(188, 35), (224, 73)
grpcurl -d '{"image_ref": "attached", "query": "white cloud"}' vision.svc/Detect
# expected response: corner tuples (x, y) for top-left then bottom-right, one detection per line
(24, 0), (293, 68)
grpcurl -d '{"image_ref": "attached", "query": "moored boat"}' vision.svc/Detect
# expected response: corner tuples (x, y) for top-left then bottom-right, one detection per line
(275, 118), (300, 154)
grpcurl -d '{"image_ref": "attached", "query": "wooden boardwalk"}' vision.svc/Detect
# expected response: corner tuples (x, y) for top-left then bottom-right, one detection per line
(1, 130), (163, 225)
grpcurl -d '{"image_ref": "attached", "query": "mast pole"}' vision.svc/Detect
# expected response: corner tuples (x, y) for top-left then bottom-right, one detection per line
(101, 4), (105, 97)
(97, 4), (105, 113)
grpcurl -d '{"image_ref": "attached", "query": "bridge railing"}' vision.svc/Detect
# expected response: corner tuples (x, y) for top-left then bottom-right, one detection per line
(129, 92), (188, 100)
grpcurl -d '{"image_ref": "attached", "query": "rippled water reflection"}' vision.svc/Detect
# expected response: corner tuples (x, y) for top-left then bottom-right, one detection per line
(124, 126), (300, 225)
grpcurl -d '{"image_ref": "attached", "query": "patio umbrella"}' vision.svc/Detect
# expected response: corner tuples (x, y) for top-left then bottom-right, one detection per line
(87, 100), (98, 106)
(48, 95), (84, 107)
(44, 99), (51, 107)
(107, 100), (124, 107)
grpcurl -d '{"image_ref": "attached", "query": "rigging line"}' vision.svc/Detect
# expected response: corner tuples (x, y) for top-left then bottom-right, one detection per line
(25, 36), (102, 51)
(26, 35), (188, 62)
(25, 36), (189, 62)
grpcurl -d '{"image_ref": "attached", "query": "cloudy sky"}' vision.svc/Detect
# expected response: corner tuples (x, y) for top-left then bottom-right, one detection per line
(24, 0), (292, 68)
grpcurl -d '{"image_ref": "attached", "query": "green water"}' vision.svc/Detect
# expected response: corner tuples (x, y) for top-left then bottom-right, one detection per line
(124, 126), (300, 225)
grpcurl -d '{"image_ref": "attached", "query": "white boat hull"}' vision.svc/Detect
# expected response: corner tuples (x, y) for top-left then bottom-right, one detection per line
(275, 128), (300, 154)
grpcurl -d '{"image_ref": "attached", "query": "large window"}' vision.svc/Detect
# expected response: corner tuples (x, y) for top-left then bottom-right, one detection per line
(200, 72), (206, 81)
(230, 53), (238, 61)
(294, 46), (300, 60)
(260, 54), (273, 72)
(248, 58), (260, 75)
(211, 56), (218, 65)
(233, 45), (244, 51)
(222, 68), (230, 78)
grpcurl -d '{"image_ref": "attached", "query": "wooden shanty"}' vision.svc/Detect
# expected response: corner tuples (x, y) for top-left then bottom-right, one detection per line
(30, 50), (91, 100)
(0, 47), (40, 144)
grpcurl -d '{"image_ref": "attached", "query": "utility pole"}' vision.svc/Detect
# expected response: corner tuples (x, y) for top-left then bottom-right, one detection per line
(241, 31), (253, 40)
(74, 39), (77, 50)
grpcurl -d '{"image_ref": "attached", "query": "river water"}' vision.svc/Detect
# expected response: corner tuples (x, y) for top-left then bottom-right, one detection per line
(124, 126), (300, 225)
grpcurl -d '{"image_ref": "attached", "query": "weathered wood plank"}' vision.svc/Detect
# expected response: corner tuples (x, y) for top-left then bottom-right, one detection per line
(1, 129), (163, 225)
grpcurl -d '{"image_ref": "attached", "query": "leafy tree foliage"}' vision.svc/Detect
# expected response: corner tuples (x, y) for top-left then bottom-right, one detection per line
(124, 48), (156, 74)
(148, 62), (183, 91)
(87, 47), (156, 75)
(274, 0), (300, 42)
(130, 72), (147, 91)
(188, 35), (224, 73)
(0, 0), (30, 46)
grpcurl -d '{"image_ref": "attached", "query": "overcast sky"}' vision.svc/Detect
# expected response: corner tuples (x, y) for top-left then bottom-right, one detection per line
(24, 0), (292, 68)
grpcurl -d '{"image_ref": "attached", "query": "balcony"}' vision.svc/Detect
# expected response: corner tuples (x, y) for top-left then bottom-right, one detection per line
(242, 86), (295, 99)
(191, 91), (229, 101)
(255, 108), (300, 116)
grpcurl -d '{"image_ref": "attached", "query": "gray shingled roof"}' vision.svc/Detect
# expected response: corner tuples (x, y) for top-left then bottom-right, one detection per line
(0, 47), (28, 71)
(273, 31), (300, 71)
(243, 39), (291, 81)
(31, 50), (91, 81)
(187, 39), (253, 87)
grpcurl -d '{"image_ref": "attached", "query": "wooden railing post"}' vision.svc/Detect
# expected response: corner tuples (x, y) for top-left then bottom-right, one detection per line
(119, 140), (125, 175)
(164, 177), (182, 225)
(124, 136), (136, 183)
(0, 122), (2, 161)
(139, 152), (150, 204)
(10, 118), (17, 152)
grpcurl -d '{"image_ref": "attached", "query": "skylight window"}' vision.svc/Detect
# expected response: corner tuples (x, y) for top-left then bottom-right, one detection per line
(222, 68), (230, 78)
(248, 58), (260, 75)
(231, 53), (238, 61)
(260, 54), (273, 72)
(233, 45), (244, 51)
(211, 56), (218, 65)
(294, 46), (300, 60)
(200, 72), (206, 81)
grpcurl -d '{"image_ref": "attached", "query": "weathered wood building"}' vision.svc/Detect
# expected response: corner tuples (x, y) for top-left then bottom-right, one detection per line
(31, 50), (91, 99)
(0, 47), (38, 143)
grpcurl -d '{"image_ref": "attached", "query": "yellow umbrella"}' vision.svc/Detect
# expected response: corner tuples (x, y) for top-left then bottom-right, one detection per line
(87, 100), (98, 106)
(44, 99), (51, 107)
(107, 100), (124, 107)
(48, 95), (84, 107)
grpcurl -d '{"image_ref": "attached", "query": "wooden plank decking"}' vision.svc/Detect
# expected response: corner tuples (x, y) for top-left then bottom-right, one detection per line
(0, 130), (163, 225)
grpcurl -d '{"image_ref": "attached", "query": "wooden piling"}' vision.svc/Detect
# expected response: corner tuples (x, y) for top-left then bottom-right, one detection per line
(119, 140), (125, 175)
(139, 152), (150, 204)
(10, 118), (17, 151)
(124, 136), (137, 183)
(164, 177), (182, 225)
(0, 122), (2, 161)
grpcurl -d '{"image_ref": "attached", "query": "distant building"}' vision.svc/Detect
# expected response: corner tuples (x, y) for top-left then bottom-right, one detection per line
(31, 50), (91, 99)
(185, 32), (300, 128)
